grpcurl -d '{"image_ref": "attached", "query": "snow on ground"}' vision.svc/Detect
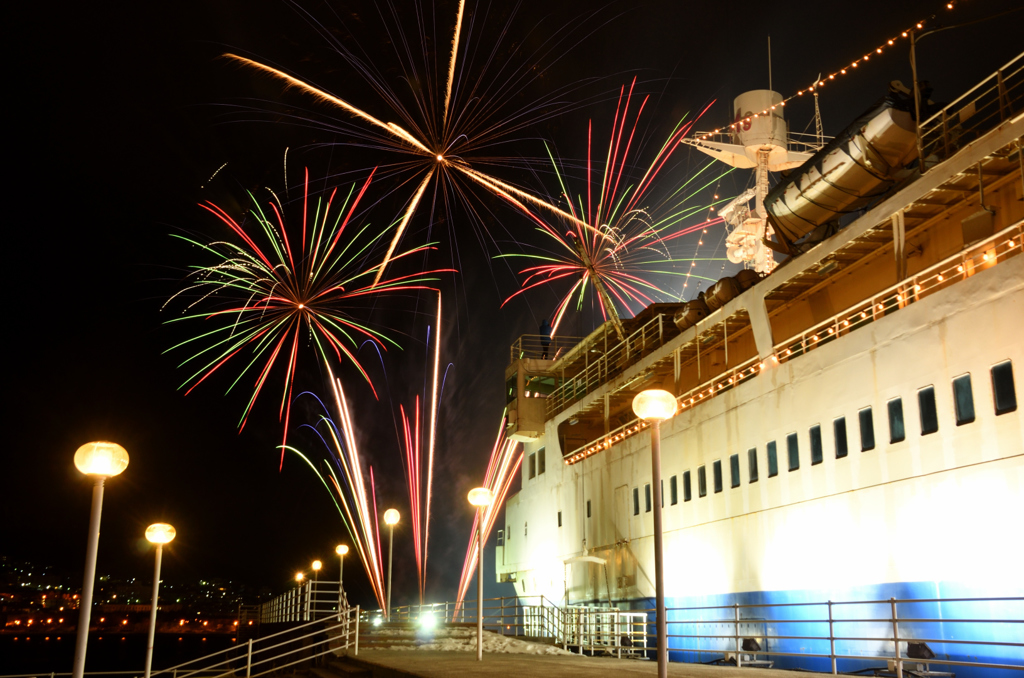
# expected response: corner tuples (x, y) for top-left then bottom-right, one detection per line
(369, 626), (576, 655)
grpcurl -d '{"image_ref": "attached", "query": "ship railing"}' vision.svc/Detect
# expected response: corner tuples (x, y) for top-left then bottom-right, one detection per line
(509, 333), (584, 363)
(919, 50), (1023, 171)
(686, 129), (832, 155)
(563, 220), (1023, 466)
(772, 221), (1023, 369)
(544, 312), (671, 418)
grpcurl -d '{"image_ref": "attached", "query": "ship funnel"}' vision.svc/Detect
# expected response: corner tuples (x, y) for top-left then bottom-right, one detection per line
(732, 90), (789, 165)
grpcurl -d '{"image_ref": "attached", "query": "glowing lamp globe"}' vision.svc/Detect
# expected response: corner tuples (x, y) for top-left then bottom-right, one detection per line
(311, 560), (322, 572)
(632, 390), (678, 422)
(74, 441), (129, 478)
(384, 509), (400, 526)
(335, 544), (349, 556)
(145, 523), (176, 545)
(468, 487), (494, 507)
(295, 572), (304, 583)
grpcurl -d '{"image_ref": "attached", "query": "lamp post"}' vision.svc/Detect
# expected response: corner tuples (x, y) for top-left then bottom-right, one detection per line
(143, 523), (176, 678)
(467, 487), (494, 661)
(384, 509), (400, 622)
(633, 389), (678, 678)
(335, 544), (349, 611)
(295, 572), (304, 621)
(72, 441), (129, 678)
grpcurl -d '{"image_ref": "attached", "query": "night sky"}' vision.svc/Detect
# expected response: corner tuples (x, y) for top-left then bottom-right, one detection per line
(5, 0), (1019, 609)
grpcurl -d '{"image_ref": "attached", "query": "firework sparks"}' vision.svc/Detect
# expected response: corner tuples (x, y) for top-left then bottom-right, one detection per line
(223, 2), (606, 287)
(453, 411), (522, 618)
(500, 81), (731, 338)
(397, 292), (443, 604)
(165, 169), (452, 467)
(285, 364), (391, 608)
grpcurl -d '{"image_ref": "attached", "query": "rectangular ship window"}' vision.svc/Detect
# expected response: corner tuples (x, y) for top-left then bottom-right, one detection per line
(538, 447), (546, 475)
(888, 397), (906, 443)
(713, 460), (723, 493)
(748, 448), (759, 483)
(632, 487), (639, 516)
(810, 425), (823, 465)
(670, 476), (678, 505)
(645, 483), (652, 513)
(767, 442), (778, 477)
(683, 471), (692, 502)
(528, 453), (536, 479)
(730, 454), (741, 488)
(834, 417), (848, 458)
(787, 432), (800, 471)
(698, 466), (707, 497)
(991, 361), (1017, 415)
(859, 407), (875, 451)
(586, 499), (591, 518)
(953, 374), (975, 425)
(557, 511), (562, 527)
(918, 386), (938, 435)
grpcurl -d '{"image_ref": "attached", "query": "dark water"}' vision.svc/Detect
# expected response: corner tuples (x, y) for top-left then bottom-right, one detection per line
(0, 634), (238, 674)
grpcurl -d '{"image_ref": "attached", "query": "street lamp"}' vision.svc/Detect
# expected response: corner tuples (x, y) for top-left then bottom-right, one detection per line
(335, 544), (349, 611)
(633, 389), (677, 678)
(310, 560), (322, 617)
(383, 509), (400, 622)
(72, 441), (129, 678)
(468, 487), (494, 662)
(143, 523), (176, 678)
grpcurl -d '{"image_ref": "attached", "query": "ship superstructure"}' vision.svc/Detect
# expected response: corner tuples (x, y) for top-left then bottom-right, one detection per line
(496, 54), (1024, 673)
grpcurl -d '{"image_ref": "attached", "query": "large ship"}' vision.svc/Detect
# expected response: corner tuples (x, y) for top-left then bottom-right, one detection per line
(495, 53), (1023, 674)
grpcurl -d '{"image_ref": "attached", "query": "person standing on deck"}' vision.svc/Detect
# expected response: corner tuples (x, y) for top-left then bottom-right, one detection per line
(539, 318), (552, 359)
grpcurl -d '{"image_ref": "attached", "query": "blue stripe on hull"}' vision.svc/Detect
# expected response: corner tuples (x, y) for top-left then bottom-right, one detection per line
(612, 582), (1024, 678)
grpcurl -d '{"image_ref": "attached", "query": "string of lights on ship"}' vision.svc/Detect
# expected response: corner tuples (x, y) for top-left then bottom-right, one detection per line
(694, 1), (962, 141)
(564, 218), (1021, 464)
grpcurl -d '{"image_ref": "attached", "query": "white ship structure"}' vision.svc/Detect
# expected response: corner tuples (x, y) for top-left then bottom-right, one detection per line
(495, 53), (1024, 674)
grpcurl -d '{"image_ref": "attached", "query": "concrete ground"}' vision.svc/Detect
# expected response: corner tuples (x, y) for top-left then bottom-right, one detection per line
(346, 650), (812, 678)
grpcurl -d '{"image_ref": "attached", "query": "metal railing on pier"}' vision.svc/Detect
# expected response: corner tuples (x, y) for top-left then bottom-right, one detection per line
(0, 605), (360, 678)
(373, 594), (1024, 674)
(259, 580), (348, 624)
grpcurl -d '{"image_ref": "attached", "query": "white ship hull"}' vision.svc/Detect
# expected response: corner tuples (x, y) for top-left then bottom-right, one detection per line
(497, 61), (1024, 674)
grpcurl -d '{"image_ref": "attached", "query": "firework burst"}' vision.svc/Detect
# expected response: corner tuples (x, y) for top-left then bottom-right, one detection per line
(222, 1), (608, 286)
(500, 80), (732, 339)
(164, 169), (452, 467)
